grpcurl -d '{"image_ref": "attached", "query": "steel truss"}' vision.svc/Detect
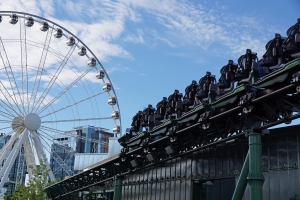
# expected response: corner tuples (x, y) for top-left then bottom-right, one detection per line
(45, 73), (300, 199)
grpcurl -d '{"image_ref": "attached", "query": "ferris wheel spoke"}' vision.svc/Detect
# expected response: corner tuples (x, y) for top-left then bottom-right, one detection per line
(0, 131), (19, 164)
(19, 15), (29, 114)
(38, 130), (75, 153)
(0, 101), (19, 117)
(0, 37), (25, 116)
(0, 82), (23, 116)
(0, 109), (15, 120)
(29, 130), (55, 181)
(23, 137), (36, 180)
(41, 117), (111, 123)
(39, 126), (64, 134)
(0, 120), (13, 123)
(40, 91), (106, 118)
(33, 44), (77, 113)
(0, 129), (26, 170)
(38, 131), (74, 176)
(39, 126), (108, 145)
(37, 67), (93, 115)
(29, 25), (54, 113)
(0, 129), (28, 190)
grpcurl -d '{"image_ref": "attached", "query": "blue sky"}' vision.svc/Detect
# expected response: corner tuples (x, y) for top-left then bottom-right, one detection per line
(0, 0), (299, 133)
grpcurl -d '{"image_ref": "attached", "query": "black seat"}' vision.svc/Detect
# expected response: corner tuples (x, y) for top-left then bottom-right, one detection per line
(262, 33), (286, 67)
(155, 97), (168, 121)
(141, 104), (155, 128)
(235, 49), (258, 84)
(195, 72), (217, 103)
(283, 18), (300, 55)
(218, 60), (238, 94)
(182, 80), (198, 111)
(166, 90), (183, 118)
(130, 111), (143, 134)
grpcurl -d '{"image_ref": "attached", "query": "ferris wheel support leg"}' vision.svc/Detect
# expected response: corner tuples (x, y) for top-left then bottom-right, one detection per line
(0, 129), (28, 191)
(15, 146), (25, 188)
(30, 131), (55, 181)
(24, 137), (36, 180)
(0, 132), (20, 167)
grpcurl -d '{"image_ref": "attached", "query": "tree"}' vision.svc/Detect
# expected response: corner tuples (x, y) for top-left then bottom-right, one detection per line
(4, 160), (57, 200)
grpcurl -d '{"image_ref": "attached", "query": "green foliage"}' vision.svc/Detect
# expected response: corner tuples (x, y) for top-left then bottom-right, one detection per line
(4, 160), (57, 200)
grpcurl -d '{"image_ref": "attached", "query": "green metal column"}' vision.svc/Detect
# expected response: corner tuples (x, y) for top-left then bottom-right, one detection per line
(247, 129), (264, 200)
(231, 152), (249, 200)
(113, 176), (123, 200)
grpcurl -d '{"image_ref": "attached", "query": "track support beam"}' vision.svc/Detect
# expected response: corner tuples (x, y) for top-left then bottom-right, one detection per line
(231, 152), (249, 200)
(232, 129), (264, 200)
(113, 176), (123, 200)
(246, 129), (264, 200)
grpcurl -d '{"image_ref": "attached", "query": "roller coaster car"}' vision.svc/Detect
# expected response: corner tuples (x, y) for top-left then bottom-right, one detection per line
(150, 92), (182, 139)
(262, 34), (286, 66)
(118, 129), (137, 148)
(150, 97), (175, 140)
(254, 58), (300, 88)
(196, 72), (217, 103)
(235, 49), (258, 84)
(150, 117), (173, 137)
(209, 51), (258, 110)
(166, 90), (183, 118)
(154, 97), (168, 123)
(177, 103), (207, 125)
(131, 111), (143, 132)
(283, 18), (300, 56)
(182, 80), (198, 112)
(118, 111), (143, 147)
(254, 21), (300, 88)
(124, 131), (148, 149)
(123, 105), (156, 149)
(140, 104), (155, 129)
(218, 60), (238, 95)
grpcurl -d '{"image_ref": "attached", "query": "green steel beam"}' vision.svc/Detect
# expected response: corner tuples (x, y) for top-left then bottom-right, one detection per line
(113, 176), (123, 200)
(247, 129), (265, 200)
(231, 152), (249, 200)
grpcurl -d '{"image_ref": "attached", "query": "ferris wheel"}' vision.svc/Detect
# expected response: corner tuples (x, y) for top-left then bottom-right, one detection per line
(0, 11), (121, 189)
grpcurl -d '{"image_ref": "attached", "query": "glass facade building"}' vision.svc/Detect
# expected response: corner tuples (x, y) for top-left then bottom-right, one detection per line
(50, 143), (75, 181)
(50, 126), (113, 180)
(75, 126), (113, 153)
(0, 133), (26, 195)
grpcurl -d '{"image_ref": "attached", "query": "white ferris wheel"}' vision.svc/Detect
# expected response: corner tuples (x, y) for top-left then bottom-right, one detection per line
(0, 11), (121, 189)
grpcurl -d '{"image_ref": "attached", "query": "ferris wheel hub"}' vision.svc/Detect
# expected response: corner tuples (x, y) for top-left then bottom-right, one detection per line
(11, 116), (24, 132)
(24, 113), (41, 131)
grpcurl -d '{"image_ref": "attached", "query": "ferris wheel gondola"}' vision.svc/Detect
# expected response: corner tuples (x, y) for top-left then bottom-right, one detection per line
(0, 11), (122, 190)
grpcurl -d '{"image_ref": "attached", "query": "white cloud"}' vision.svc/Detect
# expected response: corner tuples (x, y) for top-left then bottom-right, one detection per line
(0, 0), (285, 88)
(124, 29), (144, 44)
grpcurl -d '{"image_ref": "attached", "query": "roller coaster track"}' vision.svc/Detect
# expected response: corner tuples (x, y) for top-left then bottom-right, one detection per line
(46, 19), (300, 199)
(45, 59), (300, 199)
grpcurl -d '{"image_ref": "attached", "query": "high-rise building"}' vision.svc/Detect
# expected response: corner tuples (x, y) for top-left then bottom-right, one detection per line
(75, 126), (113, 153)
(49, 126), (113, 180)
(49, 143), (75, 181)
(0, 133), (26, 195)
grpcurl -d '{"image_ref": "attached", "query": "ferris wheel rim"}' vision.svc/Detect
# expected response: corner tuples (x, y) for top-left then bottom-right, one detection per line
(0, 10), (122, 134)
(0, 11), (123, 190)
